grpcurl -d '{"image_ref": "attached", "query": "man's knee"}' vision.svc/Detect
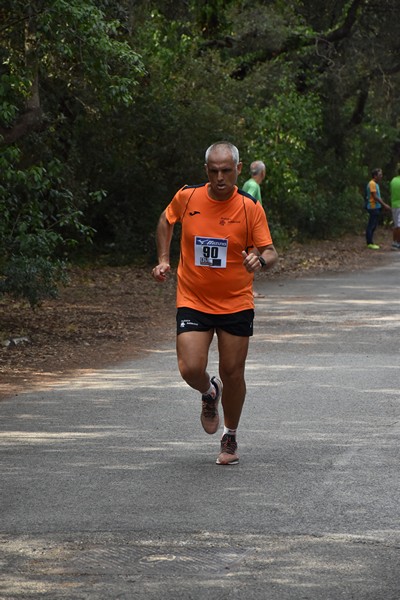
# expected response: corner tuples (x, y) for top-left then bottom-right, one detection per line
(219, 362), (245, 382)
(178, 357), (204, 383)
(178, 359), (193, 381)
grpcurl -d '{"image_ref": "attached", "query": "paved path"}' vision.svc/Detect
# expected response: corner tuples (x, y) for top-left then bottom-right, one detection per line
(1, 256), (400, 599)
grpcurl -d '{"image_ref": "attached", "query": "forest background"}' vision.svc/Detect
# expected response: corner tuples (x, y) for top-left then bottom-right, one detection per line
(1, 0), (400, 307)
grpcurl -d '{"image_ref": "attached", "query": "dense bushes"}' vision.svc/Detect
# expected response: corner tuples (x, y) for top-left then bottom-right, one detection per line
(1, 0), (400, 305)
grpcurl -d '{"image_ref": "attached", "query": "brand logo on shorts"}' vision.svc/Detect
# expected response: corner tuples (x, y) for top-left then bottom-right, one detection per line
(180, 319), (199, 328)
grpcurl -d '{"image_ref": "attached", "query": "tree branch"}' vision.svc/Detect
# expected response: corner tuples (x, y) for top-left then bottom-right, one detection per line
(325, 0), (365, 43)
(230, 0), (366, 79)
(0, 12), (43, 147)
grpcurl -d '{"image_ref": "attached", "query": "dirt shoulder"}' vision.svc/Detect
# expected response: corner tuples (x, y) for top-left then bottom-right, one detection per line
(0, 232), (392, 400)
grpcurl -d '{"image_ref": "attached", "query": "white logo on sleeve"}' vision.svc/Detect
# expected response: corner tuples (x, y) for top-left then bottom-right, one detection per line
(194, 237), (228, 268)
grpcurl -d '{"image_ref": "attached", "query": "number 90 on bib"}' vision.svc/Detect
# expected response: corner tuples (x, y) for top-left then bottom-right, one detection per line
(194, 236), (228, 268)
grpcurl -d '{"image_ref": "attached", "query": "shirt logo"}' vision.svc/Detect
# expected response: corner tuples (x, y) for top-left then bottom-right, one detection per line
(189, 211), (200, 216)
(219, 217), (241, 226)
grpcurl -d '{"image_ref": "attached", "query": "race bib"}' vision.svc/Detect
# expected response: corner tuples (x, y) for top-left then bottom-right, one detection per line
(194, 236), (228, 268)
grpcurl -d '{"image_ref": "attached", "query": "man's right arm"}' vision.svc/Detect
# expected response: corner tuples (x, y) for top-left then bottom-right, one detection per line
(152, 210), (174, 282)
(372, 190), (390, 210)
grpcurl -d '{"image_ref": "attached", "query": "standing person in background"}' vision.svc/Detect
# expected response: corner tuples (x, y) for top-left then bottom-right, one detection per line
(243, 160), (266, 206)
(390, 166), (400, 250)
(152, 142), (278, 465)
(243, 160), (267, 297)
(365, 168), (390, 250)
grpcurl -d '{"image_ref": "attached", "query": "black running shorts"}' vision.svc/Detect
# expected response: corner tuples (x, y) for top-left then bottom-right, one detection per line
(176, 307), (254, 337)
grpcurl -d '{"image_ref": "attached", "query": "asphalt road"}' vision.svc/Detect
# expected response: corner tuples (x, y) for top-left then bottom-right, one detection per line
(1, 255), (400, 599)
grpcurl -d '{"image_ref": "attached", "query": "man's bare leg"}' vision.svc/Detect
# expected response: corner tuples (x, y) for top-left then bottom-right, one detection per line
(176, 329), (214, 393)
(177, 329), (222, 434)
(216, 329), (249, 429)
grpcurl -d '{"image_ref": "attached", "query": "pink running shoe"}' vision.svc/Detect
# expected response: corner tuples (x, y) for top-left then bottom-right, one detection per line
(216, 434), (239, 465)
(200, 376), (222, 434)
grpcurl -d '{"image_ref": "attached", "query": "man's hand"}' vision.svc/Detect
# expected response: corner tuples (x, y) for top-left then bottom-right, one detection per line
(241, 251), (262, 273)
(152, 262), (171, 282)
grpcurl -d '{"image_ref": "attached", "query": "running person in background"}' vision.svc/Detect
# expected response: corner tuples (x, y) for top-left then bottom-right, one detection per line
(152, 142), (277, 465)
(365, 168), (390, 249)
(390, 166), (400, 250)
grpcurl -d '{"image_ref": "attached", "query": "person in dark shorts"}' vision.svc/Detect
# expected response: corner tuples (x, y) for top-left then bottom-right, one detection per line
(152, 141), (277, 465)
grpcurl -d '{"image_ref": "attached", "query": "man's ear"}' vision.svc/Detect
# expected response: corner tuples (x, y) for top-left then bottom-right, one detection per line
(237, 161), (243, 175)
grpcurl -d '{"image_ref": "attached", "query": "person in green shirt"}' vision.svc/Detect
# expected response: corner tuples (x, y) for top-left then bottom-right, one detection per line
(242, 160), (267, 298)
(242, 161), (266, 205)
(390, 166), (400, 250)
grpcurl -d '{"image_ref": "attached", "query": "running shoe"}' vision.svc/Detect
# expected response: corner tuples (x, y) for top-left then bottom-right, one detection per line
(391, 242), (400, 250)
(367, 243), (380, 250)
(200, 376), (222, 434)
(216, 433), (239, 465)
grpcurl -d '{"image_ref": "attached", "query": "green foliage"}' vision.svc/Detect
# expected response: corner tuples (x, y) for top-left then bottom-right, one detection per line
(1, 0), (144, 112)
(0, 0), (144, 304)
(84, 0), (400, 254)
(2, 0), (400, 283)
(77, 6), (246, 259)
(0, 147), (93, 306)
(241, 80), (324, 239)
(0, 255), (67, 308)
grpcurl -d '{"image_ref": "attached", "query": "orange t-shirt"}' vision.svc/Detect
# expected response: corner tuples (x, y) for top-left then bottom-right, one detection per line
(165, 183), (273, 313)
(368, 179), (381, 209)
